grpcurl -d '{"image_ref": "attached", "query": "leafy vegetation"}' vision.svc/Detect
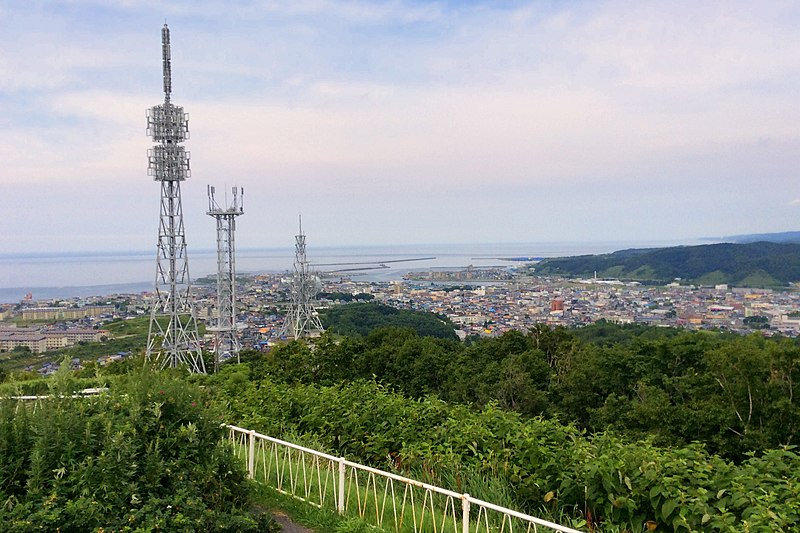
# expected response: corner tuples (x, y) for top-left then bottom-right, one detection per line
(255, 323), (800, 461)
(208, 364), (800, 532)
(4, 305), (800, 531)
(535, 241), (800, 287)
(319, 302), (458, 340)
(0, 372), (109, 397)
(0, 366), (277, 531)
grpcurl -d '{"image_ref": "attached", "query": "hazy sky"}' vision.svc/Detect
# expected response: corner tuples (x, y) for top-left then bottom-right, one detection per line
(1, 0), (799, 254)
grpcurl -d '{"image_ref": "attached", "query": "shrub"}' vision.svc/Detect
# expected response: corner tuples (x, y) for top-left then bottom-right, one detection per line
(0, 368), (275, 531)
(211, 366), (800, 532)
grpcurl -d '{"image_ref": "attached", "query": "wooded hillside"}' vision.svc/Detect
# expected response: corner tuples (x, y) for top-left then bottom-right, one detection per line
(534, 241), (800, 287)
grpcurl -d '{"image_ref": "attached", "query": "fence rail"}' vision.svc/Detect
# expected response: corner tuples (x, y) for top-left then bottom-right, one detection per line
(225, 424), (583, 533)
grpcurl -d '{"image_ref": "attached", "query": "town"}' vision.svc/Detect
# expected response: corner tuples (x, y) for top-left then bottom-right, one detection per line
(2, 263), (800, 377)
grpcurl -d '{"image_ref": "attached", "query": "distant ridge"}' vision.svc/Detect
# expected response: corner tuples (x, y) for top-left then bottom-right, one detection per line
(723, 230), (800, 244)
(534, 241), (800, 288)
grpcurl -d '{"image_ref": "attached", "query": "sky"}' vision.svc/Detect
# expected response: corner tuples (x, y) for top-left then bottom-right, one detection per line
(1, 0), (799, 254)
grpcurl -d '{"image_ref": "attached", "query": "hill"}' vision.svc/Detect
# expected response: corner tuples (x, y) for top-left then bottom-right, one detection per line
(319, 302), (458, 340)
(534, 241), (800, 287)
(725, 230), (800, 244)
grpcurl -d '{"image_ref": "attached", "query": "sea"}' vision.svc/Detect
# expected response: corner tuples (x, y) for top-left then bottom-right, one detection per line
(0, 240), (709, 304)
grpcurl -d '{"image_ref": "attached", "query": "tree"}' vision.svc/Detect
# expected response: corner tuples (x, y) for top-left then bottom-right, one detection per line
(704, 336), (774, 456)
(495, 350), (550, 415)
(320, 302), (458, 340)
(743, 315), (770, 329)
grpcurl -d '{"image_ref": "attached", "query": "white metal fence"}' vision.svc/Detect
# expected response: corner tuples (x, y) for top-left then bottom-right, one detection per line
(225, 424), (584, 533)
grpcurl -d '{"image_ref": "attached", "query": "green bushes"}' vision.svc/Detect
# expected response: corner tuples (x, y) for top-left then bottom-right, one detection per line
(0, 369), (275, 532)
(0, 377), (86, 397)
(212, 367), (800, 532)
(5, 317), (798, 531)
(260, 324), (800, 462)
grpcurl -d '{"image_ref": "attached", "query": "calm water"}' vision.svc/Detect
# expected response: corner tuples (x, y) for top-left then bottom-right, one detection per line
(0, 240), (706, 303)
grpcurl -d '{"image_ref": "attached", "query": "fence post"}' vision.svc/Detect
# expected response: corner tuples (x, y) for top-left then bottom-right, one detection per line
(462, 493), (470, 533)
(337, 457), (346, 514)
(248, 430), (255, 479)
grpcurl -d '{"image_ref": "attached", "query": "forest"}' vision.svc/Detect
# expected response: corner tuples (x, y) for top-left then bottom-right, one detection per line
(319, 302), (459, 339)
(534, 241), (800, 287)
(252, 321), (800, 462)
(2, 315), (800, 531)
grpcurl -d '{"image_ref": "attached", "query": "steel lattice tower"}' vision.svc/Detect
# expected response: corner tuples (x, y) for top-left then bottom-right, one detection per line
(207, 186), (244, 370)
(145, 24), (205, 373)
(281, 216), (324, 339)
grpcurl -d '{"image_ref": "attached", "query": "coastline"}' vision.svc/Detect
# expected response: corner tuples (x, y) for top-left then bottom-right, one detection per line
(0, 240), (708, 303)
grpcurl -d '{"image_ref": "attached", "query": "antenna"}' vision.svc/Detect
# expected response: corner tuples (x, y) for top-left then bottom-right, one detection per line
(145, 25), (204, 374)
(161, 24), (172, 101)
(280, 217), (324, 340)
(207, 185), (245, 370)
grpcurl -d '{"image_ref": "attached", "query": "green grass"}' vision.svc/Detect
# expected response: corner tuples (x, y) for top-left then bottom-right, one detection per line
(104, 315), (150, 335)
(253, 484), (375, 533)
(0, 351), (47, 374)
(627, 265), (658, 280)
(738, 269), (782, 288)
(601, 265), (625, 278)
(696, 269), (728, 286)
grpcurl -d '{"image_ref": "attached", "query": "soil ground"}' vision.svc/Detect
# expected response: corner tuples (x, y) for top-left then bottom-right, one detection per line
(272, 511), (315, 532)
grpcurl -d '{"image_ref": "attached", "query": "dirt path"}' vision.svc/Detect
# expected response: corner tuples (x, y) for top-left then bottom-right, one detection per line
(272, 511), (315, 532)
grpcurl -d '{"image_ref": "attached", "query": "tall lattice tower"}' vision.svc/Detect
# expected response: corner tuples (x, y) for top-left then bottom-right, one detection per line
(145, 24), (205, 373)
(281, 216), (324, 339)
(207, 186), (244, 370)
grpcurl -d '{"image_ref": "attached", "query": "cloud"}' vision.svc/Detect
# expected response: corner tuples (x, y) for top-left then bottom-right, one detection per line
(2, 0), (800, 251)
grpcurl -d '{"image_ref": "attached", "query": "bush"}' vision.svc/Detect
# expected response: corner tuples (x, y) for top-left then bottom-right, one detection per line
(211, 366), (800, 532)
(0, 368), (275, 531)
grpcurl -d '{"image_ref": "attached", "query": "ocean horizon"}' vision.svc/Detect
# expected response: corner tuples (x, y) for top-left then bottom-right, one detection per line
(0, 239), (711, 303)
